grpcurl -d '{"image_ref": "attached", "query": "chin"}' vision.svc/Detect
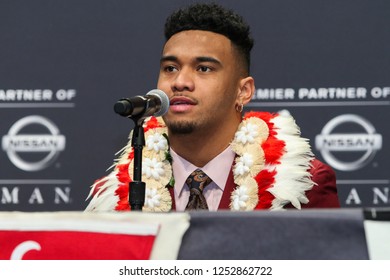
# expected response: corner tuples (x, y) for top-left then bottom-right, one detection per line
(166, 119), (196, 135)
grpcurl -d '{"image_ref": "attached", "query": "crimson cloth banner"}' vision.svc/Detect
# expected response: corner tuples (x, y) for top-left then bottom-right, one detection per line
(0, 212), (190, 260)
(0, 230), (156, 260)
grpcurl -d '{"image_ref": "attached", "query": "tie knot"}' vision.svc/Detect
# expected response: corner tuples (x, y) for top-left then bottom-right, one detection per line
(186, 169), (212, 192)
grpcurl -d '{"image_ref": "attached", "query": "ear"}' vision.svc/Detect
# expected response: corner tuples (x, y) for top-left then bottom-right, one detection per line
(236, 76), (255, 106)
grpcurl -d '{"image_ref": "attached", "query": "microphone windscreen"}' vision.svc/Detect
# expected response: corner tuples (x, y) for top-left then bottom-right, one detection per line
(146, 89), (170, 116)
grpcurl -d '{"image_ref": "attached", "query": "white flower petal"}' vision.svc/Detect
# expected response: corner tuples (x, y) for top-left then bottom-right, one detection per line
(231, 185), (251, 210)
(142, 158), (165, 180)
(146, 133), (168, 152)
(145, 188), (161, 208)
(233, 153), (254, 176)
(234, 123), (259, 145)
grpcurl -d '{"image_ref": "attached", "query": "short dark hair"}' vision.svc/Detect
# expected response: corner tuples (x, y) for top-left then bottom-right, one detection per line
(164, 2), (254, 74)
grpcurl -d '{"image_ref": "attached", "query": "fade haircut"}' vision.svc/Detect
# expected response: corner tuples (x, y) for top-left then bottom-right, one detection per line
(164, 2), (254, 75)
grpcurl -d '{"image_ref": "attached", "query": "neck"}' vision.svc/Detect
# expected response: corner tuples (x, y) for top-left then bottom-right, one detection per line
(168, 118), (241, 167)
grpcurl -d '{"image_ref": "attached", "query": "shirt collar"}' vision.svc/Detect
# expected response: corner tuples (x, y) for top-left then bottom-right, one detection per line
(171, 145), (235, 195)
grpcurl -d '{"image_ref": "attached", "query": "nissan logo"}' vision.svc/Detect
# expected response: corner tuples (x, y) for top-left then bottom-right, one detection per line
(2, 115), (66, 172)
(315, 114), (382, 171)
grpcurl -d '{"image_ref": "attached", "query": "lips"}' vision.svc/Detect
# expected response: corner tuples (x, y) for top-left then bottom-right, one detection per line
(169, 96), (196, 113)
(170, 96), (196, 105)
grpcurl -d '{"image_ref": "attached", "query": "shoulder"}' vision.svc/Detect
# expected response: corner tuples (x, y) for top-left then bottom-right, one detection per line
(304, 158), (341, 208)
(309, 158), (336, 186)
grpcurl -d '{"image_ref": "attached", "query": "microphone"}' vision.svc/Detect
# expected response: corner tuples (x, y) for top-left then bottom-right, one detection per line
(114, 89), (169, 118)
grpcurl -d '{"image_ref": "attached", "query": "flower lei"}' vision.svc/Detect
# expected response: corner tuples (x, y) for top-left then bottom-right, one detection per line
(87, 111), (314, 212)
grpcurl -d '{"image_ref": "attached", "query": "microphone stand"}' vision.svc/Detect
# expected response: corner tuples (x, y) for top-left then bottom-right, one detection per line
(129, 117), (146, 211)
(113, 89), (169, 211)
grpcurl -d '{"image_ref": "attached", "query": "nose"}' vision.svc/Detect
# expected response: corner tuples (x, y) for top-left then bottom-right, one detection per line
(172, 67), (195, 92)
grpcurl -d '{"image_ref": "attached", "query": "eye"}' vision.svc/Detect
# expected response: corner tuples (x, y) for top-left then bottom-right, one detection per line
(163, 65), (178, 72)
(197, 65), (212, 72)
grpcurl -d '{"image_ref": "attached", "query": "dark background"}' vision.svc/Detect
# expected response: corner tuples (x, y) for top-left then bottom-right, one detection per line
(1, 0), (389, 211)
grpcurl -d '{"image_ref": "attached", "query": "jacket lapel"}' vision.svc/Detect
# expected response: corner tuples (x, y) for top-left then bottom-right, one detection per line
(168, 186), (176, 211)
(217, 167), (235, 210)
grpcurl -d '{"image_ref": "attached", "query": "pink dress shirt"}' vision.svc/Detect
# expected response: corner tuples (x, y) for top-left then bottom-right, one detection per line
(171, 146), (236, 211)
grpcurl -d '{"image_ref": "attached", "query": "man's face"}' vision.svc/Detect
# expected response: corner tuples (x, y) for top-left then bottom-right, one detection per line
(157, 30), (243, 135)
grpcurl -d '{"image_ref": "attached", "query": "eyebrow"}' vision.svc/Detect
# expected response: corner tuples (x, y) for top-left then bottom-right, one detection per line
(160, 55), (222, 66)
(160, 55), (178, 64)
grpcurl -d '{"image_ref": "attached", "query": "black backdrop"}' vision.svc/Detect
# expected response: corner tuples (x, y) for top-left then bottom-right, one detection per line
(1, 0), (389, 211)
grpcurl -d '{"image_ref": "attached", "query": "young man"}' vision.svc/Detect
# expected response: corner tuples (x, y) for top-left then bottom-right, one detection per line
(86, 3), (339, 212)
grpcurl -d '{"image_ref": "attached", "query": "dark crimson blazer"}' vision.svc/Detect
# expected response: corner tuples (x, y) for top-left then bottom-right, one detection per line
(169, 158), (340, 210)
(296, 158), (340, 209)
